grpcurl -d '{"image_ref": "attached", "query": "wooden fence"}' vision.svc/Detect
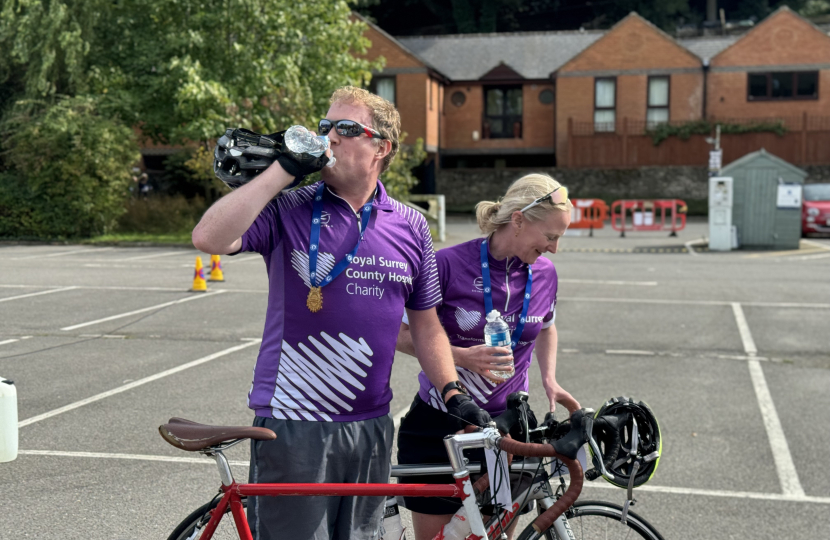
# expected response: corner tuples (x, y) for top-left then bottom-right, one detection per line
(565, 114), (830, 168)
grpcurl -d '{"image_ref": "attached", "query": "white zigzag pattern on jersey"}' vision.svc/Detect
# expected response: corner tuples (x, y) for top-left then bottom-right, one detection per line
(455, 307), (481, 332)
(456, 366), (495, 404)
(427, 386), (447, 412)
(291, 249), (336, 288)
(271, 331), (374, 421)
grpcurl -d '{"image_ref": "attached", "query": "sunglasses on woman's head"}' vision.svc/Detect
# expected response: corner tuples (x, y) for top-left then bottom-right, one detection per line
(318, 119), (386, 140)
(519, 186), (569, 213)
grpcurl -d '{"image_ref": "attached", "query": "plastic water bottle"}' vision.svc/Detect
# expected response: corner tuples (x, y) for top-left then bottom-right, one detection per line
(284, 125), (336, 168)
(0, 377), (18, 462)
(484, 310), (514, 380)
(380, 497), (407, 540)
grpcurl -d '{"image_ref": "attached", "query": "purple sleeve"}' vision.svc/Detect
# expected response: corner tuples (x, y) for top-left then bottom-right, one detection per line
(239, 201), (280, 255)
(405, 215), (442, 310)
(542, 265), (558, 328)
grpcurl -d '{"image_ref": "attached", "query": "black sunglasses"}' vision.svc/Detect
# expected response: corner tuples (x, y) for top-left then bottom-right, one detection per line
(318, 119), (386, 140)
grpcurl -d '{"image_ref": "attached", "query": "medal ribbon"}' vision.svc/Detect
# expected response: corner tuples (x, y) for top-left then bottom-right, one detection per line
(309, 182), (373, 289)
(480, 240), (533, 349)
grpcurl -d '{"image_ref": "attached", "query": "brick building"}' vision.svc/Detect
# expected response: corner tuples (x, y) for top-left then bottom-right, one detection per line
(554, 13), (705, 164)
(706, 7), (830, 124)
(356, 7), (830, 177)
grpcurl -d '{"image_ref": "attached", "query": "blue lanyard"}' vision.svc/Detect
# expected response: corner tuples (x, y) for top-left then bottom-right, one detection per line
(309, 183), (373, 288)
(480, 240), (533, 349)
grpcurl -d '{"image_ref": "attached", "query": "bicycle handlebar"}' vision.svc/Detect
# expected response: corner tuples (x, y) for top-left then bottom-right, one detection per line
(497, 437), (584, 533)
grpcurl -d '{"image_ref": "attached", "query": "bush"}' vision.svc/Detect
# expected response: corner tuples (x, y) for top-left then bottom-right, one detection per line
(115, 195), (208, 235)
(648, 119), (787, 146)
(0, 96), (140, 239)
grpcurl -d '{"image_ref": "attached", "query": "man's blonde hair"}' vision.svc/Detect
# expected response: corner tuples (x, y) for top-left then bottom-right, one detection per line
(475, 173), (573, 235)
(330, 86), (400, 173)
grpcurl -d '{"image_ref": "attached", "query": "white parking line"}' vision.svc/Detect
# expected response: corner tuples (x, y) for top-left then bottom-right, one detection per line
(730, 303), (757, 356)
(605, 349), (655, 356)
(800, 239), (830, 251)
(559, 279), (657, 286)
(14, 449), (830, 505)
(12, 247), (114, 260)
(113, 251), (192, 262)
(747, 360), (806, 497)
(684, 239), (704, 256)
(0, 339), (19, 346)
(0, 286), (78, 303)
(18, 339), (261, 428)
(17, 449), (249, 467)
(60, 290), (227, 331)
(731, 302), (805, 498)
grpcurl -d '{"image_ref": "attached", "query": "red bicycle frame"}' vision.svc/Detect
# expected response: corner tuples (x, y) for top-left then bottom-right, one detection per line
(196, 477), (473, 540)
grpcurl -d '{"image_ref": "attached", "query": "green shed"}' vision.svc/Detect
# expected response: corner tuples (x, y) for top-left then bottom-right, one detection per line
(720, 149), (807, 250)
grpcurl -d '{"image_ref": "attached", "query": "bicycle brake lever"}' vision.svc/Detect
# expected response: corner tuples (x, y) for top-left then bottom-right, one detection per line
(585, 414), (615, 481)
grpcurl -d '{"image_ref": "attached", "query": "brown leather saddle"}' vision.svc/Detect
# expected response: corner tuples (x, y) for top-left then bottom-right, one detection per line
(159, 417), (276, 452)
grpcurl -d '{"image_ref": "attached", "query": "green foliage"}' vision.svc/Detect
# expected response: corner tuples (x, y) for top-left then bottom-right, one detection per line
(115, 195), (208, 235)
(0, 0), (108, 101)
(89, 0), (381, 145)
(0, 96), (140, 239)
(647, 119), (788, 145)
(382, 135), (427, 201)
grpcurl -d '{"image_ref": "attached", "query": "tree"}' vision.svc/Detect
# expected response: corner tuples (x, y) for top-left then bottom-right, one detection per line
(89, 0), (381, 145)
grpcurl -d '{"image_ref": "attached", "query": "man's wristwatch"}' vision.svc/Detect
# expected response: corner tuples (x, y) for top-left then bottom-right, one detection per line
(441, 380), (469, 401)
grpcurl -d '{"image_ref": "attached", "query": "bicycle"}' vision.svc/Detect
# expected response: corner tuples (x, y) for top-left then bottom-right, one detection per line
(161, 395), (664, 540)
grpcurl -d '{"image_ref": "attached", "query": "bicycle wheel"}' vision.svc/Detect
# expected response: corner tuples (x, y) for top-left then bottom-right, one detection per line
(168, 496), (248, 540)
(517, 500), (664, 540)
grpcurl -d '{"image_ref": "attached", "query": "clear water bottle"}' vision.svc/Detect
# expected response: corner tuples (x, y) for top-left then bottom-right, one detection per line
(284, 125), (336, 168)
(484, 310), (514, 380)
(380, 496), (407, 540)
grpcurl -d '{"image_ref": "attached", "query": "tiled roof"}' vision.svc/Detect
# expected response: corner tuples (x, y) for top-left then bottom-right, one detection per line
(397, 31), (604, 81)
(678, 36), (739, 63)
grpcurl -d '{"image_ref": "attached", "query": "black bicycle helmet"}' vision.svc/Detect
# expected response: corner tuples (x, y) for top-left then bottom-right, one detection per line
(588, 396), (661, 489)
(213, 128), (330, 190)
(213, 128), (281, 190)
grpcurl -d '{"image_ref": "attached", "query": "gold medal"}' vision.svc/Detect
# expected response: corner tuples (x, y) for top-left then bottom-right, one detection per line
(306, 286), (323, 313)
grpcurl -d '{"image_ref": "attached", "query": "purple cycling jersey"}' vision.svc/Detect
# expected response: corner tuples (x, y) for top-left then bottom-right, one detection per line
(239, 180), (441, 422)
(415, 238), (558, 416)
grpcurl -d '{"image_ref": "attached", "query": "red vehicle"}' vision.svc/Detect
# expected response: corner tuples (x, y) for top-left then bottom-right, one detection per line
(803, 183), (830, 236)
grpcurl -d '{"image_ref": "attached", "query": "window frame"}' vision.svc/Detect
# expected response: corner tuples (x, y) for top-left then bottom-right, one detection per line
(593, 76), (617, 133)
(646, 75), (670, 127)
(483, 85), (524, 139)
(370, 76), (397, 105)
(746, 71), (819, 101)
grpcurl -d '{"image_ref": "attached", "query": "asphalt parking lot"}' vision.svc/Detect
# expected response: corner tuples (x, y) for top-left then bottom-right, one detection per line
(1, 216), (829, 539)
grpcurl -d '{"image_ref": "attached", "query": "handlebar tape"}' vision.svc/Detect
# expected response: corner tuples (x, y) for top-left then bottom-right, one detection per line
(498, 437), (584, 533)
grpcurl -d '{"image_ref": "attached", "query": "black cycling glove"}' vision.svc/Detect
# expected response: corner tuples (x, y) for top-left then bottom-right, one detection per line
(446, 394), (492, 432)
(266, 130), (330, 187)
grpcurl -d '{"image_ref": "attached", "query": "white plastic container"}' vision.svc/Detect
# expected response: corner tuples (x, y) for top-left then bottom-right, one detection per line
(0, 376), (18, 462)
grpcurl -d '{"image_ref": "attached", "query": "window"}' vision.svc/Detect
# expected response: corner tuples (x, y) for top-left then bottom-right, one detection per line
(451, 91), (466, 107)
(371, 77), (396, 104)
(594, 78), (616, 132)
(484, 86), (522, 139)
(647, 76), (670, 126)
(747, 72), (818, 100)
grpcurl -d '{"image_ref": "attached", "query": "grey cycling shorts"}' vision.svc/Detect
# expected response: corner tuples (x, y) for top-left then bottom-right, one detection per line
(247, 414), (394, 540)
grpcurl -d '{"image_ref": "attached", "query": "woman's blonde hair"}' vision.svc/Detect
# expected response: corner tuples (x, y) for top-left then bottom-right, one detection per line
(330, 86), (401, 173)
(475, 173), (572, 235)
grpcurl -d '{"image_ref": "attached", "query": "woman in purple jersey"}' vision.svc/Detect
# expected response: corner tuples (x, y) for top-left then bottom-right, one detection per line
(395, 173), (580, 540)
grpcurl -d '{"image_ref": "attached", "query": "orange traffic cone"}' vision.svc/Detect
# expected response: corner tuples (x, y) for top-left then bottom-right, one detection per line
(208, 254), (225, 282)
(190, 256), (208, 292)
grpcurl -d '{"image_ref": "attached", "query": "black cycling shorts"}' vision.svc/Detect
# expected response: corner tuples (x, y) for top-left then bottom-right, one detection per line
(396, 394), (534, 516)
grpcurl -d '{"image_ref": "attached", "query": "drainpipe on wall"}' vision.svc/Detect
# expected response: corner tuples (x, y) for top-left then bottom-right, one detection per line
(702, 60), (709, 120)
